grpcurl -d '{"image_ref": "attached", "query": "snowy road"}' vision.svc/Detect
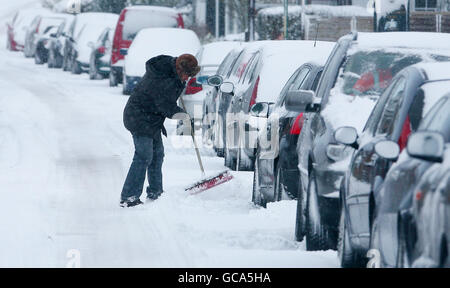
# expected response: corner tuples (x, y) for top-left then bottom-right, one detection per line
(0, 9), (338, 268)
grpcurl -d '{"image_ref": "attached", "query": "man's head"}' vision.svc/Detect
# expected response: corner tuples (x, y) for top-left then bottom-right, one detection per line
(176, 54), (200, 82)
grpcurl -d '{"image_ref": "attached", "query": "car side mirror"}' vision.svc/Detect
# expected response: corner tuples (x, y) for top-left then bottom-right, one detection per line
(374, 140), (400, 161)
(120, 48), (128, 56)
(250, 102), (269, 118)
(407, 131), (444, 163)
(207, 75), (223, 87)
(196, 75), (209, 85)
(220, 82), (234, 94)
(285, 90), (318, 113)
(334, 126), (358, 148)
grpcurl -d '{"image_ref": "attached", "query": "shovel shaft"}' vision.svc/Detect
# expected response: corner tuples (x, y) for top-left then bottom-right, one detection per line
(179, 95), (205, 175)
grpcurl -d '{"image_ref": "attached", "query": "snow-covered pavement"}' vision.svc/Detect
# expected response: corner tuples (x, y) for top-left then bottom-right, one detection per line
(0, 13), (338, 268)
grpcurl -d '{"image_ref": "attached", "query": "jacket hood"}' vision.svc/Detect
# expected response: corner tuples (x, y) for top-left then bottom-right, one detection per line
(145, 55), (178, 79)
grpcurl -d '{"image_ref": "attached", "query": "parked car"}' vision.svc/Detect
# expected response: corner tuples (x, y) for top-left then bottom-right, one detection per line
(251, 62), (325, 209)
(220, 41), (335, 172)
(370, 92), (450, 268)
(6, 8), (51, 51)
(34, 26), (59, 65)
(285, 32), (450, 253)
(65, 13), (119, 75)
(24, 15), (65, 58)
(109, 5), (184, 87)
(334, 62), (450, 267)
(47, 14), (75, 69)
(203, 46), (247, 156)
(122, 28), (200, 95)
(178, 41), (244, 133)
(88, 27), (114, 79)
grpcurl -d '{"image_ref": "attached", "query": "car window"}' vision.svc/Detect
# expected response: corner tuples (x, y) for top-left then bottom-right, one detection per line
(216, 51), (235, 76)
(419, 97), (450, 142)
(375, 77), (407, 137)
(242, 53), (260, 84)
(291, 67), (311, 90)
(229, 50), (256, 80)
(122, 10), (178, 41)
(276, 66), (311, 107)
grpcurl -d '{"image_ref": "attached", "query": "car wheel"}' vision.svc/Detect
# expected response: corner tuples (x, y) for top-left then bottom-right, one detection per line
(224, 148), (237, 171)
(62, 54), (69, 71)
(338, 205), (364, 267)
(252, 153), (266, 207)
(71, 58), (81, 74)
(34, 51), (43, 64)
(109, 69), (118, 87)
(48, 50), (54, 68)
(305, 170), (335, 251)
(122, 74), (131, 95)
(236, 148), (252, 171)
(295, 185), (306, 242)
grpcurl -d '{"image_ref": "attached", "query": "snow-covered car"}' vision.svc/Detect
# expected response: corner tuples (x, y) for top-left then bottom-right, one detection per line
(178, 41), (245, 133)
(34, 26), (59, 65)
(109, 5), (184, 87)
(285, 32), (450, 254)
(6, 8), (52, 52)
(66, 13), (119, 75)
(202, 46), (247, 155)
(122, 28), (201, 95)
(88, 27), (114, 80)
(334, 62), (450, 267)
(219, 40), (335, 172)
(372, 94), (450, 268)
(47, 14), (75, 69)
(23, 15), (65, 58)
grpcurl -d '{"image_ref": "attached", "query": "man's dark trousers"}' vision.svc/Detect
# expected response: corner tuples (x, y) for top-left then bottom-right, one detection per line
(121, 134), (164, 202)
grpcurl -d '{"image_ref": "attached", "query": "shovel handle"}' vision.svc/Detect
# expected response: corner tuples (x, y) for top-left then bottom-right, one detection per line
(179, 95), (205, 175)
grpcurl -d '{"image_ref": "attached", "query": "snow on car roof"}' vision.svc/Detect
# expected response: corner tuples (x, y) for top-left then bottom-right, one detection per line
(125, 28), (201, 77)
(413, 62), (450, 82)
(198, 41), (245, 67)
(355, 32), (450, 51)
(259, 4), (371, 17)
(244, 40), (335, 103)
(125, 5), (178, 14)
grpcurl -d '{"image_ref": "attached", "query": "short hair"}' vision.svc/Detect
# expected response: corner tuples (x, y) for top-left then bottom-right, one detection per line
(176, 54), (200, 78)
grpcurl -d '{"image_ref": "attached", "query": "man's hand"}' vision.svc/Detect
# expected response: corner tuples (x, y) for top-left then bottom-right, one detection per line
(172, 112), (193, 135)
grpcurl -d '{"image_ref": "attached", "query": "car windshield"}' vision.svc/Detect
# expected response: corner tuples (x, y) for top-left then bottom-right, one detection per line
(122, 10), (178, 41)
(339, 50), (422, 97)
(419, 96), (450, 142)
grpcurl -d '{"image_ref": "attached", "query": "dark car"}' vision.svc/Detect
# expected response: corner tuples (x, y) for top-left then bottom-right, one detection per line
(285, 32), (450, 253)
(223, 41), (334, 172)
(202, 46), (246, 155)
(47, 15), (75, 69)
(34, 26), (59, 65)
(251, 63), (323, 209)
(334, 63), (450, 267)
(370, 92), (450, 268)
(89, 27), (114, 80)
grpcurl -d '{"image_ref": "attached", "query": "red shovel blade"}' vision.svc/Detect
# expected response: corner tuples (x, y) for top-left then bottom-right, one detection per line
(186, 170), (234, 195)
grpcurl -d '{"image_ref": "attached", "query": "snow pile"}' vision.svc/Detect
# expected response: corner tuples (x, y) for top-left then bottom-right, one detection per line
(125, 28), (201, 77)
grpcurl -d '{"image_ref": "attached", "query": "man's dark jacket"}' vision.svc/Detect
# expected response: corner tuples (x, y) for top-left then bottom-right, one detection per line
(123, 55), (185, 138)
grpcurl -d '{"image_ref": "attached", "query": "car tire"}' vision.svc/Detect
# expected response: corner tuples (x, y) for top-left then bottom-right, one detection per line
(109, 69), (118, 87)
(338, 205), (365, 267)
(224, 148), (237, 171)
(295, 186), (306, 242)
(236, 148), (253, 171)
(48, 49), (54, 68)
(34, 51), (43, 65)
(71, 58), (81, 74)
(252, 154), (266, 208)
(305, 171), (336, 251)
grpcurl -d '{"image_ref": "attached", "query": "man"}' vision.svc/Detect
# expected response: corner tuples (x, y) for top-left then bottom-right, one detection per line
(120, 54), (200, 207)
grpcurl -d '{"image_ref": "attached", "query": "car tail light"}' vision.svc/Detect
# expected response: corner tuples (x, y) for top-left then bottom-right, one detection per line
(97, 46), (106, 54)
(249, 76), (260, 109)
(185, 78), (203, 95)
(176, 14), (184, 28)
(415, 190), (423, 201)
(290, 113), (304, 135)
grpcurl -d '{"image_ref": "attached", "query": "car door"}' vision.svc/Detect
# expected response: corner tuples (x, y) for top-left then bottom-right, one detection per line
(348, 76), (407, 237)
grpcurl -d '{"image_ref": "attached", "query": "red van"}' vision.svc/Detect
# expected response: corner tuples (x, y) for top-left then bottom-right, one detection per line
(109, 6), (184, 86)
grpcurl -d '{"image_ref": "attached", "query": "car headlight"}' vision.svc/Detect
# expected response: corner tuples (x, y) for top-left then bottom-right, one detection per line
(326, 144), (350, 162)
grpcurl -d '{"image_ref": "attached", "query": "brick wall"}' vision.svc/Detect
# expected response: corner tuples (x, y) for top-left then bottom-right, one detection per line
(304, 16), (373, 41)
(410, 12), (450, 33)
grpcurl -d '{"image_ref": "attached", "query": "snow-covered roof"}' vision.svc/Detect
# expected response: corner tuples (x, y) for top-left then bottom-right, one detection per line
(242, 40), (335, 103)
(125, 28), (201, 77)
(258, 4), (371, 17)
(198, 41), (245, 67)
(124, 5), (179, 15)
(413, 62), (450, 81)
(355, 32), (450, 51)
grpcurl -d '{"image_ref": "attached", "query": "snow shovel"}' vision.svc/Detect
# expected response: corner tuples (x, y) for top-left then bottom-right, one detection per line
(178, 95), (233, 194)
